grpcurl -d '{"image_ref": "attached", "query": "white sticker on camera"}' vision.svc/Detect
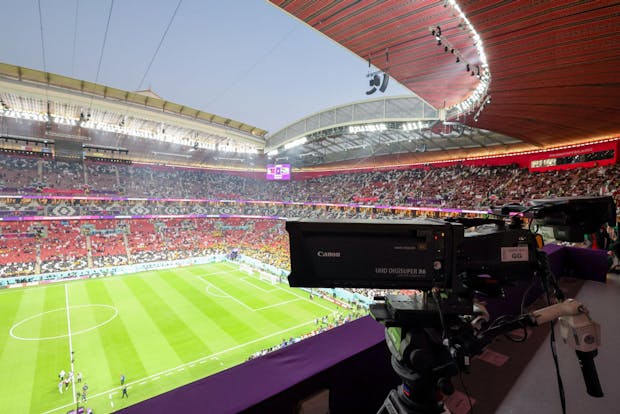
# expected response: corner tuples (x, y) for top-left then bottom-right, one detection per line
(501, 246), (529, 262)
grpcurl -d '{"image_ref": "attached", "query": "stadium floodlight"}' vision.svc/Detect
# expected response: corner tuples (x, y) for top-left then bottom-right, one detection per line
(266, 149), (279, 156)
(284, 137), (307, 150)
(401, 121), (429, 132)
(0, 109), (50, 123)
(348, 123), (387, 134)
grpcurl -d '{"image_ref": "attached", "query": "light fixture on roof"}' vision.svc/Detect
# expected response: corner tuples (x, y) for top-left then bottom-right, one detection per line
(349, 123), (387, 133)
(284, 136), (307, 150)
(430, 26), (466, 69)
(431, 26), (442, 45)
(402, 121), (429, 132)
(444, 0), (492, 116)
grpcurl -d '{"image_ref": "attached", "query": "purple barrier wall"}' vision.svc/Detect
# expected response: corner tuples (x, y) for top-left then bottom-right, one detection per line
(117, 316), (392, 414)
(563, 246), (609, 282)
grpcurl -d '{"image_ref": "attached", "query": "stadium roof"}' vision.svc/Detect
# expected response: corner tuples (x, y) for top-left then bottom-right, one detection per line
(269, 0), (620, 164)
(267, 95), (520, 166)
(0, 63), (267, 139)
(0, 62), (267, 165)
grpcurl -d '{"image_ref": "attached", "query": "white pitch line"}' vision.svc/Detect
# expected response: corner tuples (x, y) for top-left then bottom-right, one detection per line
(10, 304), (119, 341)
(220, 262), (334, 312)
(270, 281), (336, 313)
(196, 277), (254, 311)
(253, 298), (302, 311)
(64, 284), (77, 405)
(199, 270), (239, 277)
(239, 276), (277, 293)
(203, 283), (231, 298)
(41, 319), (319, 414)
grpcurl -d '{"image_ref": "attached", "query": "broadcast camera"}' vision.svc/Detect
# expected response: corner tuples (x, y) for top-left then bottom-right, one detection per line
(286, 196), (615, 414)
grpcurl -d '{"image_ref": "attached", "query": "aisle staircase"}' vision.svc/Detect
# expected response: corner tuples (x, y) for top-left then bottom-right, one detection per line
(85, 235), (94, 268)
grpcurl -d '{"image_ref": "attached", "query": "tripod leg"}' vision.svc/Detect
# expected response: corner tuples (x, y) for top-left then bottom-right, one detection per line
(377, 387), (445, 414)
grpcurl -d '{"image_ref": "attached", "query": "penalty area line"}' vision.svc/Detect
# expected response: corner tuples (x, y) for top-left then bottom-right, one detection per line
(220, 261), (336, 314)
(253, 298), (302, 311)
(196, 276), (254, 311)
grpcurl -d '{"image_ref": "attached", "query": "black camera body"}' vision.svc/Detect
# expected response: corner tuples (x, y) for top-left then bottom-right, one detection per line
(287, 218), (537, 293)
(287, 196), (615, 293)
(287, 218), (462, 291)
(502, 195), (617, 242)
(286, 196), (615, 318)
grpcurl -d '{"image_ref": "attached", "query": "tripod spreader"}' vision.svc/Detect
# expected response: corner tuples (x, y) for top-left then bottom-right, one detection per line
(378, 326), (461, 414)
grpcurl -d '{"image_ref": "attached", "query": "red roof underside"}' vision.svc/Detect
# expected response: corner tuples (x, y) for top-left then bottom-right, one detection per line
(270, 0), (620, 148)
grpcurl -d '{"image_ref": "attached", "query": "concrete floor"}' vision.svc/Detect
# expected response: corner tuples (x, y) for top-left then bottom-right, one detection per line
(495, 273), (620, 414)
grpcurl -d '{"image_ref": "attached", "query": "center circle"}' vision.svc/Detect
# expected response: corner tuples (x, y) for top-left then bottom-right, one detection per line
(9, 304), (119, 341)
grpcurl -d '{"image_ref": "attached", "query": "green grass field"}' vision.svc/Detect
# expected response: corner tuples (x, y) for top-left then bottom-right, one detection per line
(0, 261), (344, 413)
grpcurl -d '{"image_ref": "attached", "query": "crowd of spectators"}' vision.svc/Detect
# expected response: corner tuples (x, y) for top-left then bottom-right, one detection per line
(247, 310), (365, 360)
(41, 258), (88, 273)
(1, 152), (619, 279)
(1, 153), (619, 212)
(0, 217), (290, 278)
(1, 152), (618, 364)
(0, 196), (413, 222)
(0, 154), (40, 191)
(42, 159), (84, 191)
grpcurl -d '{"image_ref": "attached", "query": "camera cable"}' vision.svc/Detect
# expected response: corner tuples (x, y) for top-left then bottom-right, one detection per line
(541, 267), (567, 414)
(431, 289), (475, 414)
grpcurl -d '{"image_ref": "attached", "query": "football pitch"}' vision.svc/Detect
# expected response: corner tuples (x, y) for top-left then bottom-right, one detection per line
(0, 261), (345, 413)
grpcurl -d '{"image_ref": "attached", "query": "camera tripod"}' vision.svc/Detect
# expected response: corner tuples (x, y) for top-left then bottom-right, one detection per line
(372, 291), (603, 414)
(375, 324), (470, 414)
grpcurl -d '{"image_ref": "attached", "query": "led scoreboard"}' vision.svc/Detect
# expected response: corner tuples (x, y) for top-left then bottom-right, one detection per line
(266, 164), (291, 180)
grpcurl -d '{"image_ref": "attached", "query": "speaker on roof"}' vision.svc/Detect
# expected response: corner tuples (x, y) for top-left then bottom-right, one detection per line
(379, 73), (389, 93)
(366, 72), (389, 95)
